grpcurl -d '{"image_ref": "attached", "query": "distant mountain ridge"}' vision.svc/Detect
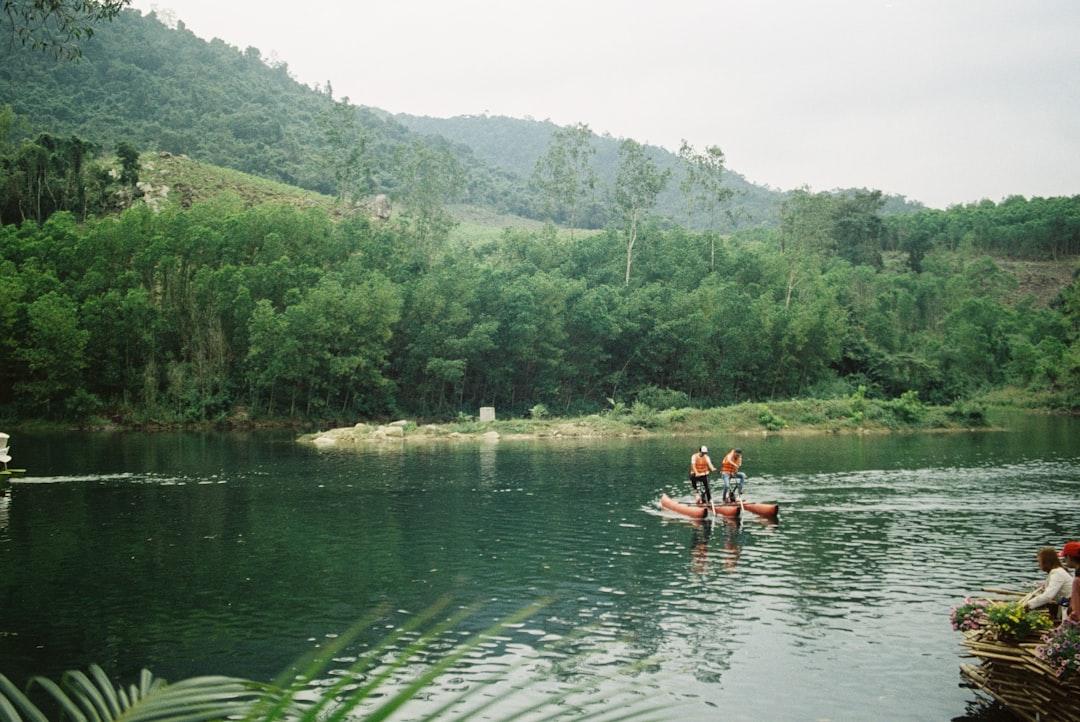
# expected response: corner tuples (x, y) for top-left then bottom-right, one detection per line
(389, 112), (789, 230)
(391, 113), (928, 225)
(0, 8), (924, 229)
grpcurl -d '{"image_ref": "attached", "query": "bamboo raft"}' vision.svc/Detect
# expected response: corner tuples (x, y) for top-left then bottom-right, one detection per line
(957, 589), (1080, 722)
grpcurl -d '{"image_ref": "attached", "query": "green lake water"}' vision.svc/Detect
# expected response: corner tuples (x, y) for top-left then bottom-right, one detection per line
(1, 413), (1077, 720)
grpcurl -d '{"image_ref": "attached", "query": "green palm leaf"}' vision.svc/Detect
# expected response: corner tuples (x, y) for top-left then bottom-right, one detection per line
(0, 602), (680, 722)
(0, 665), (269, 722)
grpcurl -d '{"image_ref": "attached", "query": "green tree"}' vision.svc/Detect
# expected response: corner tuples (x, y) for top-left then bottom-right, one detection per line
(13, 290), (89, 417)
(0, 258), (26, 411)
(390, 258), (486, 414)
(2, 132), (99, 224)
(472, 269), (575, 410)
(614, 139), (669, 285)
(530, 122), (597, 240)
(393, 141), (466, 269)
(280, 273), (401, 419)
(245, 297), (303, 417)
(778, 188), (833, 308)
(677, 141), (733, 270)
(936, 296), (1014, 395)
(316, 96), (371, 204)
(1, 0), (130, 59)
(832, 190), (885, 269)
(115, 140), (139, 185)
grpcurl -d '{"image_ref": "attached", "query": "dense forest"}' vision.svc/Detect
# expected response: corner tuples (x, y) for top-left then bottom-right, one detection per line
(0, 8), (1078, 426)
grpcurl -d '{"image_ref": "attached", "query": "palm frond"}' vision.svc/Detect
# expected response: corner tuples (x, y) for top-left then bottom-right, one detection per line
(1, 601), (683, 722)
(0, 672), (50, 722)
(1, 666), (271, 722)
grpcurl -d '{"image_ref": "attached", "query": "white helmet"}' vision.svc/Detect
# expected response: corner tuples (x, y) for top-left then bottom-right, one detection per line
(700, 445), (708, 453)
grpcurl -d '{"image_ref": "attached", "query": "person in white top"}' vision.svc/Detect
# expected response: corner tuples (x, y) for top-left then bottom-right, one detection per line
(1023, 546), (1073, 617)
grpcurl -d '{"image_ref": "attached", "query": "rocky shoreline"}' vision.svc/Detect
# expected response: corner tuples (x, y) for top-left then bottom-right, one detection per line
(298, 418), (653, 446)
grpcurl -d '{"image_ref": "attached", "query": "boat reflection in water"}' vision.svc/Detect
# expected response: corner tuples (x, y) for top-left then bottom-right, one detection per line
(689, 514), (778, 576)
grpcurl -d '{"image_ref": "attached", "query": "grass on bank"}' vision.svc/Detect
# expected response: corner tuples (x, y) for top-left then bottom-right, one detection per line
(303, 392), (996, 444)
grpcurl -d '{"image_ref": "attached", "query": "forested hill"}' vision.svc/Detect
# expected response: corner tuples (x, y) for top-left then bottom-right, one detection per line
(0, 8), (535, 217)
(0, 7), (924, 231)
(1, 6), (1078, 430)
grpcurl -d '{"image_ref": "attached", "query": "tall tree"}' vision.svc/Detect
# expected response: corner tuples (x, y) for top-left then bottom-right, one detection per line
(530, 122), (597, 240)
(1, 0), (130, 59)
(316, 96), (371, 204)
(778, 188), (834, 308)
(115, 140), (139, 186)
(832, 190), (885, 269)
(677, 141), (733, 271)
(614, 139), (669, 285)
(2, 132), (99, 224)
(392, 141), (466, 269)
(14, 290), (89, 417)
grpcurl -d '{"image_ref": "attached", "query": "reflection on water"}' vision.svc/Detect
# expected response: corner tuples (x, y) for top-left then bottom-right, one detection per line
(680, 515), (779, 577)
(0, 488), (9, 535)
(0, 420), (1076, 721)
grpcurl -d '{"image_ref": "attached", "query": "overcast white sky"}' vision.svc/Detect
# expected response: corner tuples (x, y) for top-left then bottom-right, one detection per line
(132, 0), (1080, 209)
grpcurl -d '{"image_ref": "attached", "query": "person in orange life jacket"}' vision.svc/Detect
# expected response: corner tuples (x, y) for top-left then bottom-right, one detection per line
(689, 445), (717, 504)
(1062, 541), (1080, 624)
(720, 448), (746, 502)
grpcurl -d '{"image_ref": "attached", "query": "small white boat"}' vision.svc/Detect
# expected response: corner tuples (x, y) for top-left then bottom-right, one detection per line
(0, 432), (26, 477)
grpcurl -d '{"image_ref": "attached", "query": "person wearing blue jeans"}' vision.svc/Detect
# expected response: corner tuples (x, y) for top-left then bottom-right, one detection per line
(720, 448), (746, 502)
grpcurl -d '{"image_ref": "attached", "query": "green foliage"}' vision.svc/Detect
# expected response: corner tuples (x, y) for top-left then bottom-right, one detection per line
(606, 398), (628, 416)
(633, 386), (690, 411)
(316, 96), (371, 203)
(757, 405), (787, 431)
(0, 663), (264, 722)
(395, 113), (798, 232)
(115, 140), (139, 185)
(0, 132), (102, 224)
(393, 141), (466, 267)
(13, 289), (89, 418)
(884, 390), (924, 424)
(614, 139), (669, 285)
(1, 189), (1075, 425)
(530, 122), (597, 239)
(946, 400), (987, 426)
(0, 0), (130, 60)
(0, 13), (1077, 425)
(627, 400), (658, 427)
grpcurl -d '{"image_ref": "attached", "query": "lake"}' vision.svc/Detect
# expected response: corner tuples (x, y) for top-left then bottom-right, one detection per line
(1, 413), (1078, 720)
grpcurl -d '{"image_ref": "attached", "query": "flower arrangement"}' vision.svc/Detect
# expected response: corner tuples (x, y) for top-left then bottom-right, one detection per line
(1035, 622), (1080, 678)
(951, 597), (991, 631)
(984, 601), (1055, 640)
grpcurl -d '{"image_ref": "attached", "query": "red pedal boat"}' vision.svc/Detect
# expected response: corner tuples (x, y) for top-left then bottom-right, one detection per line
(738, 500), (780, 518)
(660, 493), (738, 518)
(660, 493), (779, 519)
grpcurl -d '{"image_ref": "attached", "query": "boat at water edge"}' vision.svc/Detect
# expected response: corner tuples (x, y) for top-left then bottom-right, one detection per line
(0, 432), (26, 477)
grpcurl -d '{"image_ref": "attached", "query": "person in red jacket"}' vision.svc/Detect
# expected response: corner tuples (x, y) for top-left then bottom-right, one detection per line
(689, 445), (717, 505)
(720, 448), (746, 502)
(1062, 541), (1080, 624)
